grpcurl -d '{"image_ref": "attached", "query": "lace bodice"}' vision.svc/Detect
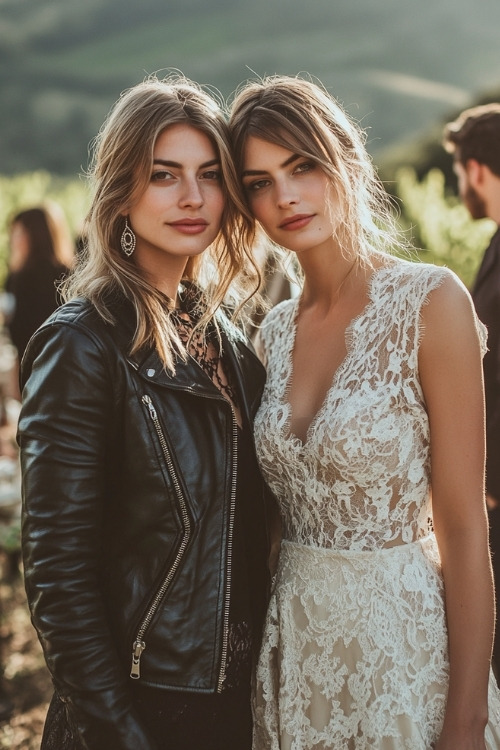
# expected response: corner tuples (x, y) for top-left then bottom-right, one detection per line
(255, 260), (485, 552)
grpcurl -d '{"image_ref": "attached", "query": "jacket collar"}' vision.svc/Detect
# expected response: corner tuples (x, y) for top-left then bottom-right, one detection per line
(115, 297), (265, 423)
(472, 226), (500, 295)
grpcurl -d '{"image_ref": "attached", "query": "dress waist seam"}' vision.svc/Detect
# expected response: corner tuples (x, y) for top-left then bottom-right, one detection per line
(281, 533), (436, 557)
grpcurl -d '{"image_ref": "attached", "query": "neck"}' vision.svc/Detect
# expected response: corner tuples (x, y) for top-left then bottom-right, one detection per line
(137, 256), (189, 306)
(155, 278), (183, 306)
(299, 249), (359, 310)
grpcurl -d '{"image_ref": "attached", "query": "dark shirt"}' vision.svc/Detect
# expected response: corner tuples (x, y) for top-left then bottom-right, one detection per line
(5, 262), (68, 359)
(472, 227), (500, 501)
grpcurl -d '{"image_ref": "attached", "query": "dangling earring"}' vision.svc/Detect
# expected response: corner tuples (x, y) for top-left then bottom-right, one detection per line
(121, 218), (136, 257)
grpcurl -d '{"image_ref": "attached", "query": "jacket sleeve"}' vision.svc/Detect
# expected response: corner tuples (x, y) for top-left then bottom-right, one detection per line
(19, 321), (157, 750)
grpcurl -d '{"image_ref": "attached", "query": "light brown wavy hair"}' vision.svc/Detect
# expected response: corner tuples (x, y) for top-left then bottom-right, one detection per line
(62, 74), (259, 372)
(229, 75), (402, 268)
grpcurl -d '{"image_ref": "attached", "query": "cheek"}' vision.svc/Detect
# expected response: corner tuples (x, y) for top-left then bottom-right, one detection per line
(129, 191), (157, 222)
(247, 195), (272, 226)
(202, 192), (225, 241)
(207, 187), (225, 219)
(215, 192), (226, 219)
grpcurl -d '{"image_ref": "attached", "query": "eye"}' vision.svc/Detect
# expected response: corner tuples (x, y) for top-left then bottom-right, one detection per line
(244, 178), (271, 193)
(151, 170), (174, 182)
(200, 169), (221, 181)
(294, 161), (316, 175)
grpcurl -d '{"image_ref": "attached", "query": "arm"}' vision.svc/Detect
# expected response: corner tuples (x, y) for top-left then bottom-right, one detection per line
(419, 273), (494, 749)
(20, 322), (156, 750)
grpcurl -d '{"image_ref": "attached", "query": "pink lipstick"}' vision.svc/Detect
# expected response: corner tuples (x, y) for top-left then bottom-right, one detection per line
(279, 214), (314, 231)
(168, 218), (208, 235)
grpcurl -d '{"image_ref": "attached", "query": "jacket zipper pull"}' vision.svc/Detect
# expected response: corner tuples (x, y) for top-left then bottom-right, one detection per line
(142, 395), (157, 420)
(130, 639), (146, 679)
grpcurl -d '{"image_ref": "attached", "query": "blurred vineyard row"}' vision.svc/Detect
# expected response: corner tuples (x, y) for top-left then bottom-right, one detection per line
(0, 168), (496, 290)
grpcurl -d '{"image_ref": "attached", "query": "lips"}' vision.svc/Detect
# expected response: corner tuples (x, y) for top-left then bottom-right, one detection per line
(168, 218), (208, 234)
(278, 214), (314, 231)
(169, 218), (208, 226)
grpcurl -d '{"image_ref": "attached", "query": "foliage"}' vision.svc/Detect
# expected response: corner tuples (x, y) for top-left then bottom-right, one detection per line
(394, 168), (495, 289)
(0, 172), (90, 284)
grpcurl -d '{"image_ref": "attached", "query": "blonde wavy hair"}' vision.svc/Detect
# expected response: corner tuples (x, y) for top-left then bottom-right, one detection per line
(229, 75), (403, 268)
(62, 74), (259, 372)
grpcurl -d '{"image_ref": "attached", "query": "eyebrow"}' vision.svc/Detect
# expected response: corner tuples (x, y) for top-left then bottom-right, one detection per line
(153, 158), (221, 168)
(242, 153), (301, 177)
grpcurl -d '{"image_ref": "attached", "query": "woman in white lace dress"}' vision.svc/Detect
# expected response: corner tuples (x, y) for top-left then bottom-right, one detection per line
(229, 76), (500, 749)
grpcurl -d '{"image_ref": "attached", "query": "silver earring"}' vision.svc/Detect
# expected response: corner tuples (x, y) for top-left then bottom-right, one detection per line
(121, 218), (136, 257)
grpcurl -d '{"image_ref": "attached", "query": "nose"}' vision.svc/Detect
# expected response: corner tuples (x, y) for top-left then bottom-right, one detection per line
(179, 176), (204, 208)
(275, 178), (298, 209)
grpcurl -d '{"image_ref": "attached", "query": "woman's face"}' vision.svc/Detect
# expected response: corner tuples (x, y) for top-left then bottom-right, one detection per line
(241, 136), (340, 255)
(127, 124), (225, 290)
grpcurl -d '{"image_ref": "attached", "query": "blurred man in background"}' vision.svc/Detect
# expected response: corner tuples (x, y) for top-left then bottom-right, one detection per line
(444, 103), (500, 679)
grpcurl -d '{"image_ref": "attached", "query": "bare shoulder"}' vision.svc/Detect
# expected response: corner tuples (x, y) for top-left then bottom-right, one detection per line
(422, 268), (474, 324)
(420, 267), (482, 359)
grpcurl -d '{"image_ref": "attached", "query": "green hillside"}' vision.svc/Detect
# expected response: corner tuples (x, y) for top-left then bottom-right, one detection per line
(1, 0), (500, 175)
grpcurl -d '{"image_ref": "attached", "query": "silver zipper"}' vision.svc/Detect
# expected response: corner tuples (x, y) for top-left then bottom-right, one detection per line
(130, 394), (192, 679)
(217, 408), (238, 692)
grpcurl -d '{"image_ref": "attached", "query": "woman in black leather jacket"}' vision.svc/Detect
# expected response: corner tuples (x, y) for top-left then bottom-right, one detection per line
(19, 75), (275, 750)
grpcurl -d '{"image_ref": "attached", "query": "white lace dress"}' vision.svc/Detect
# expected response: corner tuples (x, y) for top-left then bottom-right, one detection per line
(253, 259), (500, 749)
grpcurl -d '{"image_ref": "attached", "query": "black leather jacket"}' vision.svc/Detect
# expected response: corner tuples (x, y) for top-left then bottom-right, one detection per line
(19, 296), (273, 750)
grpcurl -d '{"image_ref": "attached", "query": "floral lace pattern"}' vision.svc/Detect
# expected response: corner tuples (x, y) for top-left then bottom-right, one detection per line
(253, 260), (500, 748)
(171, 306), (240, 414)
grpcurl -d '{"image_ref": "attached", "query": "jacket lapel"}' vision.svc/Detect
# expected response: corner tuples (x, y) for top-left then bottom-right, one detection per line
(472, 227), (500, 295)
(127, 312), (266, 424)
(109, 291), (266, 419)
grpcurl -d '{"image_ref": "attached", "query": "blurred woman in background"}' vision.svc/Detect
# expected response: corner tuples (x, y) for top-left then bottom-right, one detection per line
(5, 203), (75, 360)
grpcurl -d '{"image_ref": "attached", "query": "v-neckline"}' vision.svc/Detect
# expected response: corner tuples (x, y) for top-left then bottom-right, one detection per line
(283, 264), (389, 447)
